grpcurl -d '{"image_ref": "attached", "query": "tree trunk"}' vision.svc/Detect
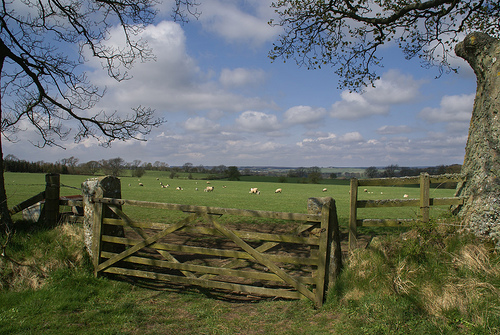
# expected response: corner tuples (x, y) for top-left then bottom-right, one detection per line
(0, 50), (13, 229)
(454, 33), (500, 247)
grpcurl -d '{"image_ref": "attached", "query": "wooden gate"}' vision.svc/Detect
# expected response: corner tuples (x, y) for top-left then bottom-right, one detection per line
(89, 196), (341, 308)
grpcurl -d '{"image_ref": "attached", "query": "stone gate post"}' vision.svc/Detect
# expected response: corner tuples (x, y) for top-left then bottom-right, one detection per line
(81, 176), (124, 261)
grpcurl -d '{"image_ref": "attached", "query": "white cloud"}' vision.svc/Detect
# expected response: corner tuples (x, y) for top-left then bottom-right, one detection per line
(330, 91), (388, 119)
(83, 20), (277, 116)
(330, 70), (423, 120)
(377, 125), (413, 135)
(419, 94), (474, 123)
(197, 0), (279, 46)
(297, 132), (364, 148)
(235, 111), (281, 133)
(283, 106), (326, 126)
(183, 117), (221, 134)
(219, 68), (266, 88)
(339, 132), (364, 143)
(363, 70), (422, 104)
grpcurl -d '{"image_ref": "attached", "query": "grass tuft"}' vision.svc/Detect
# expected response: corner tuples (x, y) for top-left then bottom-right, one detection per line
(0, 222), (90, 291)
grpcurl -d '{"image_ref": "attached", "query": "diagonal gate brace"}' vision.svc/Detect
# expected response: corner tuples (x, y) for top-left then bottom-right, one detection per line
(96, 213), (198, 273)
(107, 205), (197, 278)
(206, 214), (316, 302)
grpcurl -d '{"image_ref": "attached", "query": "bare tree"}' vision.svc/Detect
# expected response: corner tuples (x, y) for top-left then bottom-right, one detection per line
(0, 0), (199, 232)
(270, 0), (500, 91)
(270, 0), (500, 245)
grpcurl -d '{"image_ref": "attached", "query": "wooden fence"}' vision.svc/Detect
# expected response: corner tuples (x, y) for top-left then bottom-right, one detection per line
(8, 174), (83, 225)
(349, 173), (464, 250)
(88, 180), (342, 308)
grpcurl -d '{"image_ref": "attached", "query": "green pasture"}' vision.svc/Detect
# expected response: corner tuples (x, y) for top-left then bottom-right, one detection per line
(5, 172), (457, 228)
(3, 172), (499, 334)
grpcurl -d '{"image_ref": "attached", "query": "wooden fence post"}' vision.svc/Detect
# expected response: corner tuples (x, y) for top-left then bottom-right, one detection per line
(349, 178), (359, 250)
(42, 173), (60, 227)
(420, 173), (430, 223)
(308, 197), (342, 305)
(91, 187), (104, 272)
(324, 198), (342, 287)
(81, 176), (124, 269)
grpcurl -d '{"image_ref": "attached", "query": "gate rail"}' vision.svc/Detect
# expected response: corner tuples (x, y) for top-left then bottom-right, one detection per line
(90, 196), (341, 308)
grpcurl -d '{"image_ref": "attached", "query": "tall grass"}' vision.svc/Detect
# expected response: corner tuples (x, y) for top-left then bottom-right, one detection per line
(329, 224), (500, 333)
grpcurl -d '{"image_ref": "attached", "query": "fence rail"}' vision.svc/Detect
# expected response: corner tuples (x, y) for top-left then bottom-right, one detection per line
(349, 173), (464, 250)
(8, 174), (83, 225)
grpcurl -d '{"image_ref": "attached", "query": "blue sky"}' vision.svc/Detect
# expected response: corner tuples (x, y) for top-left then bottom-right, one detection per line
(6, 0), (477, 168)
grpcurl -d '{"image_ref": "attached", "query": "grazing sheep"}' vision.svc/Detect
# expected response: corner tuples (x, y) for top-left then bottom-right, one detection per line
(139, 183), (144, 186)
(204, 186), (214, 192)
(364, 189), (368, 192)
(403, 194), (409, 198)
(322, 188), (327, 192)
(275, 188), (282, 193)
(249, 187), (259, 194)
(176, 186), (183, 191)
(206, 181), (211, 184)
(222, 185), (227, 188)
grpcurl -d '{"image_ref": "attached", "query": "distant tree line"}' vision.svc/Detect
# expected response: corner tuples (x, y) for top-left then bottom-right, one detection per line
(3, 156), (461, 182)
(365, 164), (462, 179)
(287, 166), (323, 184)
(3, 156), (242, 180)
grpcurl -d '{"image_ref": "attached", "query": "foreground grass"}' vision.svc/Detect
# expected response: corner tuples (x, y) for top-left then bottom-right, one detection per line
(1, 219), (499, 334)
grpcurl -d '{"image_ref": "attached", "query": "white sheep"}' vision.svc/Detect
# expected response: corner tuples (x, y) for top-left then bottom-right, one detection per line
(204, 186), (214, 192)
(139, 183), (144, 186)
(403, 194), (409, 198)
(176, 186), (183, 191)
(249, 188), (259, 194)
(275, 188), (282, 193)
(322, 188), (327, 192)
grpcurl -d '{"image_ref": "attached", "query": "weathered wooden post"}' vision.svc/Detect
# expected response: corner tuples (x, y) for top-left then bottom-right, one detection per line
(349, 178), (359, 250)
(420, 173), (430, 223)
(42, 173), (60, 227)
(81, 176), (124, 270)
(308, 197), (342, 305)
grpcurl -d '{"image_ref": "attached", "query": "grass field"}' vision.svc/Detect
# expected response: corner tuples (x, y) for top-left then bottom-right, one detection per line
(5, 171), (457, 228)
(2, 172), (499, 334)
